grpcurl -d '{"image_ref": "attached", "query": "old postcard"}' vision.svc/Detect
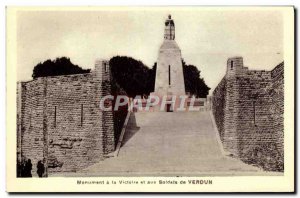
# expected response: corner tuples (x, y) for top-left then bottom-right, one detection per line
(6, 6), (294, 192)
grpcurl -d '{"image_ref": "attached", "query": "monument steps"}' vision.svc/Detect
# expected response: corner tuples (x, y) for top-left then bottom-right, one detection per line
(57, 111), (278, 176)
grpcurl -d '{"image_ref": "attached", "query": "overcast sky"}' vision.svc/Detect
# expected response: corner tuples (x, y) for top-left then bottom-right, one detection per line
(17, 8), (283, 93)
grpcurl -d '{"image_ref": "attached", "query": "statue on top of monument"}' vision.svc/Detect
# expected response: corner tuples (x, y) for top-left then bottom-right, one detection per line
(164, 14), (175, 40)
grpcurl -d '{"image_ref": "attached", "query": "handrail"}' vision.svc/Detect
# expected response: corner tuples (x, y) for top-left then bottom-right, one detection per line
(114, 111), (131, 157)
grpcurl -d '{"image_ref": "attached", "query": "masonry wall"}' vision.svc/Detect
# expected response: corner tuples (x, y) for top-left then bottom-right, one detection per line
(95, 60), (115, 155)
(270, 63), (284, 155)
(46, 73), (106, 173)
(212, 77), (226, 142)
(236, 70), (274, 155)
(17, 60), (115, 175)
(212, 58), (284, 171)
(18, 78), (46, 176)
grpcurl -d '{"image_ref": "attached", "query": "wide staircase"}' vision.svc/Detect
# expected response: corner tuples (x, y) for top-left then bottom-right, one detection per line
(65, 111), (272, 176)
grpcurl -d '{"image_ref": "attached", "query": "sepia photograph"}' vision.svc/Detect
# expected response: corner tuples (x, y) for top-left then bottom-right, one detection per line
(6, 6), (294, 192)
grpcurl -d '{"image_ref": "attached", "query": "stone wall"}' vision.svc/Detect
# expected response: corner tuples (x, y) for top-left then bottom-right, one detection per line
(212, 57), (284, 171)
(270, 63), (284, 155)
(95, 60), (115, 155)
(18, 78), (47, 176)
(212, 77), (226, 142)
(17, 59), (115, 175)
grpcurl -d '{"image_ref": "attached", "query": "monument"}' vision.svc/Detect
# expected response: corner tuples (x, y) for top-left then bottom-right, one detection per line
(151, 15), (187, 112)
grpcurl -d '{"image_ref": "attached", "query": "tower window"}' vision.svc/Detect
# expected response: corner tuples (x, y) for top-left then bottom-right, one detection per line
(104, 63), (108, 73)
(168, 65), (171, 85)
(231, 61), (234, 70)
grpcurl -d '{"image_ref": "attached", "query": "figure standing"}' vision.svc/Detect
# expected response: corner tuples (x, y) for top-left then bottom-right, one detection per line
(24, 159), (32, 177)
(37, 160), (45, 178)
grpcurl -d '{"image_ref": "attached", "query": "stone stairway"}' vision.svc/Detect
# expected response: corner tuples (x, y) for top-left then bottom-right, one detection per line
(52, 111), (276, 177)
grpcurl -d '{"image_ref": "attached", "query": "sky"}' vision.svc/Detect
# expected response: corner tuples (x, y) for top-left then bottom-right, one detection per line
(17, 8), (283, 93)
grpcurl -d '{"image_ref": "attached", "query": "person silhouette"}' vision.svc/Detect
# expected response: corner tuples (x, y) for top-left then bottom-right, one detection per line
(20, 158), (27, 177)
(24, 159), (32, 177)
(17, 159), (22, 177)
(37, 160), (45, 178)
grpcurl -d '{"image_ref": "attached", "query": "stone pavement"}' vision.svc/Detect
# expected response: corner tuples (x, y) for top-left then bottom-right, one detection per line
(52, 111), (281, 177)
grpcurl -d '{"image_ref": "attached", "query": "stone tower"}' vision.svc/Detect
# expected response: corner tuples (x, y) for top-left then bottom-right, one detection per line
(223, 57), (243, 155)
(153, 15), (186, 110)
